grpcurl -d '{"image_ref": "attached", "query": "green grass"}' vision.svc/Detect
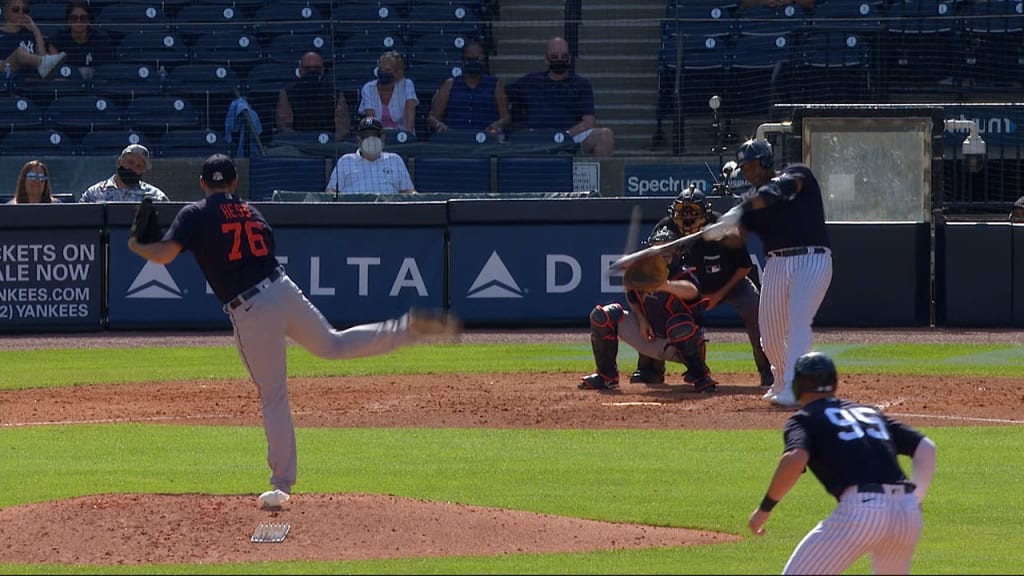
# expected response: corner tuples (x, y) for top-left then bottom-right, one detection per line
(1, 341), (1023, 573)
(2, 342), (1023, 389)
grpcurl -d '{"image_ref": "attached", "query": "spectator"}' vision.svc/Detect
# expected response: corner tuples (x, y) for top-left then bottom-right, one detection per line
(325, 117), (416, 195)
(1010, 196), (1024, 223)
(8, 159), (57, 203)
(79, 144), (169, 203)
(47, 0), (114, 81)
(275, 51), (351, 140)
(358, 50), (418, 133)
(427, 40), (510, 137)
(507, 36), (615, 157)
(0, 0), (66, 79)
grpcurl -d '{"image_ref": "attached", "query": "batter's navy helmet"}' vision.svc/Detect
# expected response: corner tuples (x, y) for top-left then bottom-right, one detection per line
(792, 352), (837, 398)
(736, 138), (773, 169)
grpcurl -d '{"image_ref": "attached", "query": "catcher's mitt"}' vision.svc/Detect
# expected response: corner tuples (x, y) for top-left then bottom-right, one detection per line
(623, 255), (669, 292)
(129, 198), (162, 243)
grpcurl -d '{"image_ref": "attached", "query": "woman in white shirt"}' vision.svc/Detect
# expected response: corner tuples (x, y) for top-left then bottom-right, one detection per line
(358, 50), (418, 133)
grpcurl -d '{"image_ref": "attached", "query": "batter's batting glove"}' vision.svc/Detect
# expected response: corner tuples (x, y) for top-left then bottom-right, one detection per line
(408, 308), (462, 342)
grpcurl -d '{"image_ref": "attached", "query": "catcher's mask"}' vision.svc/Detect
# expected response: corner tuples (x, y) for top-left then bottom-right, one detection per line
(736, 138), (773, 170)
(791, 351), (837, 399)
(670, 188), (711, 235)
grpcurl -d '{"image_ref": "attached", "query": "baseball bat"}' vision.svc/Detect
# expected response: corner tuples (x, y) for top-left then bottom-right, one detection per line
(607, 228), (704, 271)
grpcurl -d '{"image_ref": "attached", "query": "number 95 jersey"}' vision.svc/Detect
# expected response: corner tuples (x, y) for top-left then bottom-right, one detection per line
(165, 192), (280, 304)
(783, 397), (926, 501)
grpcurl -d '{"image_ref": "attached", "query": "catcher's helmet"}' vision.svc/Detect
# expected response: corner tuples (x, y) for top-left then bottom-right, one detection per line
(791, 352), (837, 399)
(669, 187), (711, 235)
(736, 138), (773, 169)
(650, 226), (680, 245)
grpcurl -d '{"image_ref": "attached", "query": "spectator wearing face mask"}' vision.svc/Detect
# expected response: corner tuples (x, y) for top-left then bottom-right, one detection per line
(275, 51), (351, 140)
(427, 40), (510, 137)
(358, 50), (417, 133)
(325, 117), (416, 195)
(507, 36), (615, 157)
(79, 144), (168, 202)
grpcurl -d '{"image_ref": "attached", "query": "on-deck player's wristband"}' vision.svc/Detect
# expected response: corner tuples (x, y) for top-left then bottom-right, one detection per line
(759, 495), (778, 512)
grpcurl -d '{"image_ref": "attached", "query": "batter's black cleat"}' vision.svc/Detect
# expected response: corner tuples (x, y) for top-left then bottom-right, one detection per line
(759, 371), (775, 389)
(692, 375), (718, 393)
(578, 373), (620, 390)
(629, 370), (666, 385)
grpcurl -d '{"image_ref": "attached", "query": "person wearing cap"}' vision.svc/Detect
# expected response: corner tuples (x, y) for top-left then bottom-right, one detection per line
(79, 144), (168, 203)
(127, 153), (459, 511)
(325, 117), (416, 195)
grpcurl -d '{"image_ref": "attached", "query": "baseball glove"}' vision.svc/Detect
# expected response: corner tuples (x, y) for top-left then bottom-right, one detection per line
(623, 255), (668, 292)
(129, 198), (162, 243)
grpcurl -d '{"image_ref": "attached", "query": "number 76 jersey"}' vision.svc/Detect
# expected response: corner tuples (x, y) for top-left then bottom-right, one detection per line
(165, 192), (280, 304)
(782, 396), (927, 500)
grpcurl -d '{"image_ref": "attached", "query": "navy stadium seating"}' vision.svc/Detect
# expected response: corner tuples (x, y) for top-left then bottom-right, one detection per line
(0, 129), (75, 156)
(125, 95), (201, 135)
(496, 156), (574, 194)
(414, 156), (491, 194)
(77, 129), (151, 157)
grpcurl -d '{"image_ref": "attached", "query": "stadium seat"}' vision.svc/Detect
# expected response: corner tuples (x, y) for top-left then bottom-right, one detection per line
(495, 156), (574, 194)
(414, 156), (491, 194)
(409, 32), (470, 64)
(882, 0), (960, 95)
(191, 31), (264, 71)
(171, 4), (251, 44)
(251, 4), (327, 39)
(265, 33), (334, 64)
(728, 32), (794, 115)
(0, 96), (43, 133)
(794, 31), (873, 102)
(0, 129), (75, 156)
(248, 155), (327, 201)
(409, 61), (459, 97)
(960, 0), (1024, 90)
(404, 3), (484, 41)
(157, 128), (227, 158)
(733, 4), (807, 37)
(125, 95), (201, 135)
(165, 63), (242, 99)
(331, 1), (407, 39)
(116, 30), (190, 69)
(76, 129), (151, 157)
(807, 1), (883, 33)
(338, 31), (408, 67)
(89, 63), (164, 100)
(44, 95), (124, 136)
(97, 4), (170, 41)
(663, 1), (736, 38)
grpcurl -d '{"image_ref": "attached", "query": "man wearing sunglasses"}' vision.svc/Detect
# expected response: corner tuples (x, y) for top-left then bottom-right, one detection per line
(0, 0), (67, 79)
(79, 144), (169, 203)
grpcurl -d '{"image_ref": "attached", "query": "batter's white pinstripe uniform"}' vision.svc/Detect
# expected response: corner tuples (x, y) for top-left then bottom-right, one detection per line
(326, 150), (415, 195)
(735, 157), (833, 407)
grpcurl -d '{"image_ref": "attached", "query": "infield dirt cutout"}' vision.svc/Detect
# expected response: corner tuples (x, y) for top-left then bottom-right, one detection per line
(1, 328), (1022, 565)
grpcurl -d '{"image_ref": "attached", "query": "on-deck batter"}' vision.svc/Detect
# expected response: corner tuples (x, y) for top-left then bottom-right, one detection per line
(748, 351), (936, 575)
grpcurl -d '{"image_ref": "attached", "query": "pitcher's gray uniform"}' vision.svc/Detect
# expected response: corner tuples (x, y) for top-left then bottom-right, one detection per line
(128, 154), (456, 508)
(748, 352), (937, 575)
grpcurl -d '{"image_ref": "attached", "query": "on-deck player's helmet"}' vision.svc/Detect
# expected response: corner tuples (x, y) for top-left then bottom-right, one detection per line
(736, 138), (773, 170)
(791, 351), (838, 399)
(669, 187), (711, 235)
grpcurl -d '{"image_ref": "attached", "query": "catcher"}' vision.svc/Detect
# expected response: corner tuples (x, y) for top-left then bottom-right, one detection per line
(630, 187), (774, 389)
(579, 227), (716, 393)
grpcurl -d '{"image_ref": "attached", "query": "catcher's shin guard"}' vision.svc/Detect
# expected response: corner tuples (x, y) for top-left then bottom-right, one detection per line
(629, 354), (666, 385)
(579, 333), (619, 390)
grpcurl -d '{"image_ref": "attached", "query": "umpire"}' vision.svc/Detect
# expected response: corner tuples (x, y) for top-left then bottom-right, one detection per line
(630, 187), (773, 388)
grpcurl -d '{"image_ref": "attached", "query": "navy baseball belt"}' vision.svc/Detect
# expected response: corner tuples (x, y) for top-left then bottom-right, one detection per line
(767, 246), (828, 258)
(857, 482), (915, 495)
(228, 267), (284, 310)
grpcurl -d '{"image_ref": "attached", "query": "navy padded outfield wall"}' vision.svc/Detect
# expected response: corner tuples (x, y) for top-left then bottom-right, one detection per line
(1, 199), (1011, 332)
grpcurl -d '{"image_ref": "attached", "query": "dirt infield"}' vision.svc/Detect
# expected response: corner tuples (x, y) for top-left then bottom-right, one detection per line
(1, 327), (1021, 565)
